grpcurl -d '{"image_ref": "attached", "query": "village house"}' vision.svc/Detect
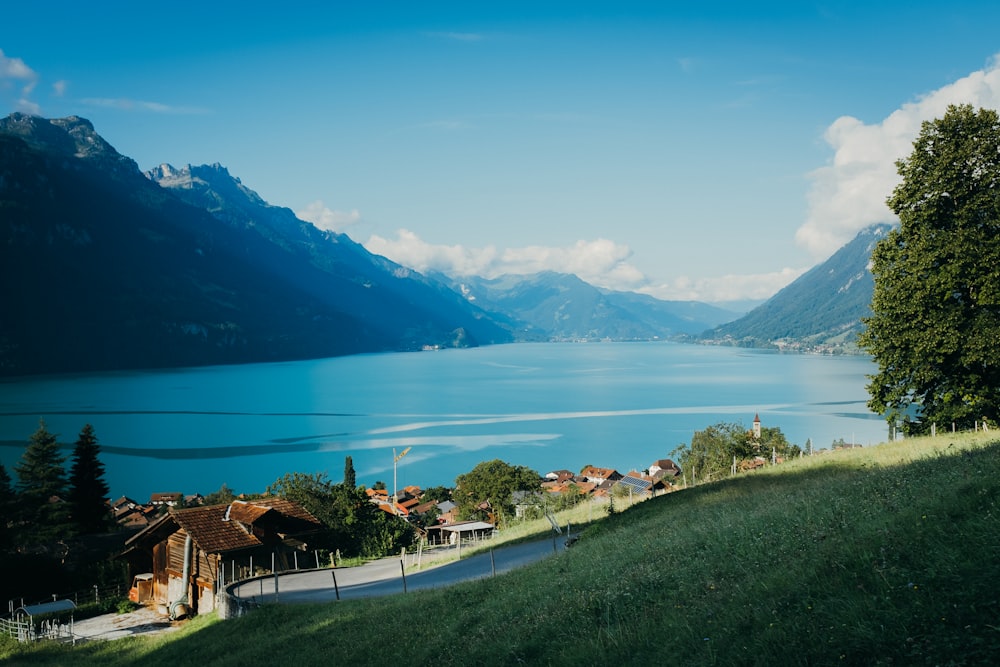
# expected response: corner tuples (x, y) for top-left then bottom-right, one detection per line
(119, 498), (323, 617)
(579, 466), (623, 485)
(648, 459), (682, 480)
(149, 492), (184, 507)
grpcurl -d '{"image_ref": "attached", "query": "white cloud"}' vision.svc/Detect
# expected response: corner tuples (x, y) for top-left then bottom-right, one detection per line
(363, 229), (806, 303)
(799, 54), (1000, 257)
(52, 80), (67, 97)
(296, 201), (362, 232)
(641, 267), (807, 303)
(81, 97), (209, 114)
(0, 49), (36, 83)
(15, 98), (41, 115)
(1, 49), (39, 113)
(364, 230), (647, 290)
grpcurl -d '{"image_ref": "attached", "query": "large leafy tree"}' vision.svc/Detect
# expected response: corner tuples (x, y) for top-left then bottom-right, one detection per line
(15, 420), (71, 543)
(454, 459), (540, 527)
(678, 421), (799, 484)
(859, 105), (1000, 434)
(67, 424), (111, 534)
(266, 471), (413, 558)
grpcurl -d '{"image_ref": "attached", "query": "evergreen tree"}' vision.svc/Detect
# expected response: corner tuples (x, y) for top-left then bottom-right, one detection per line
(0, 463), (15, 551)
(15, 420), (71, 543)
(344, 455), (356, 488)
(68, 424), (111, 534)
(860, 105), (1000, 433)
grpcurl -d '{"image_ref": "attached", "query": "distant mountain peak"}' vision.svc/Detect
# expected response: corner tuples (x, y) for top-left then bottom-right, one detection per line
(147, 162), (267, 211)
(0, 113), (139, 175)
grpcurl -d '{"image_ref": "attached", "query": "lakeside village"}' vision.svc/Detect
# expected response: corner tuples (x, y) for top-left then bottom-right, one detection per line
(112, 458), (685, 537)
(6, 414), (831, 631)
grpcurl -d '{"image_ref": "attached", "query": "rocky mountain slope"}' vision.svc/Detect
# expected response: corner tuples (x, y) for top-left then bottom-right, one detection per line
(700, 223), (893, 352)
(0, 114), (512, 376)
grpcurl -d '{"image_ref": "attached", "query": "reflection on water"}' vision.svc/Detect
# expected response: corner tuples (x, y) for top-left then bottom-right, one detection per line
(0, 342), (886, 500)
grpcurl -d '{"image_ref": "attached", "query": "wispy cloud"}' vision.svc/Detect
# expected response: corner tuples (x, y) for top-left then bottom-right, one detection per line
(798, 53), (1000, 257)
(363, 227), (803, 303)
(364, 229), (646, 290)
(0, 49), (36, 83)
(81, 97), (210, 114)
(0, 48), (40, 113)
(296, 201), (361, 232)
(641, 267), (807, 303)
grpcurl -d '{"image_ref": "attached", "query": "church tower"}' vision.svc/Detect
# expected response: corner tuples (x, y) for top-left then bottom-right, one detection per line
(752, 413), (761, 439)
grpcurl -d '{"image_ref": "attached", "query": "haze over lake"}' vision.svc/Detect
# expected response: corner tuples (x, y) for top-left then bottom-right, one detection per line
(0, 342), (887, 501)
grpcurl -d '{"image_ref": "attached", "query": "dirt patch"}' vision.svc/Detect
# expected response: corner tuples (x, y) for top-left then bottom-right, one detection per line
(71, 605), (184, 642)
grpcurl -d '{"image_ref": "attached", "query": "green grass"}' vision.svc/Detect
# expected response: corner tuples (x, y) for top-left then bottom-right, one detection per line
(4, 432), (999, 665)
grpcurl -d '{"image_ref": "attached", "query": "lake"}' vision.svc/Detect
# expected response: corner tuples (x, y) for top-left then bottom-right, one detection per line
(0, 342), (888, 501)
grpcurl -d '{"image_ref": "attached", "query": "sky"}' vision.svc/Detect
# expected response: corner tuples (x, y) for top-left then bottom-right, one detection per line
(4, 2), (1000, 305)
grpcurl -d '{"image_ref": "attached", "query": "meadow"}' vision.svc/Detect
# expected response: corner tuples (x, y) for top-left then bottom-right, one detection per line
(3, 431), (998, 665)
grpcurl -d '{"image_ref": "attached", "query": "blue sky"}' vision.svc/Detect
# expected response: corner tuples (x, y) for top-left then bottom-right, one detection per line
(4, 2), (1000, 304)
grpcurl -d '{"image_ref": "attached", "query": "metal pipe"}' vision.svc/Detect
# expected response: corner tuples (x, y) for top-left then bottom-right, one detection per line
(169, 534), (193, 619)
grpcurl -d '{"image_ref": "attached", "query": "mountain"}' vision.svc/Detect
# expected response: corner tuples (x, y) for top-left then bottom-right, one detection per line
(700, 223), (893, 352)
(0, 114), (512, 377)
(448, 271), (740, 341)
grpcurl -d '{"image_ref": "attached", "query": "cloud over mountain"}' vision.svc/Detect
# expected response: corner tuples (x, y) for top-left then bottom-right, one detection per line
(799, 54), (1000, 257)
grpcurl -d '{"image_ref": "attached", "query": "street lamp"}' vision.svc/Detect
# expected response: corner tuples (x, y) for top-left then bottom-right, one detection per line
(393, 447), (411, 515)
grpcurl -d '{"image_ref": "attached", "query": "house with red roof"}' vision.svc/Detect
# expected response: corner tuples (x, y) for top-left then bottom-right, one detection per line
(120, 498), (322, 616)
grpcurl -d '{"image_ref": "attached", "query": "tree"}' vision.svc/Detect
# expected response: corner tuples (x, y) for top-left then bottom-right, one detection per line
(677, 421), (800, 483)
(454, 459), (540, 527)
(15, 420), (71, 543)
(859, 105), (1000, 434)
(67, 424), (111, 534)
(0, 464), (15, 551)
(266, 472), (413, 558)
(344, 456), (356, 488)
(203, 483), (238, 506)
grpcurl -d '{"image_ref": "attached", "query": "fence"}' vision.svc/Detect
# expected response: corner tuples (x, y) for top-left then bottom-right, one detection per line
(7, 582), (126, 618)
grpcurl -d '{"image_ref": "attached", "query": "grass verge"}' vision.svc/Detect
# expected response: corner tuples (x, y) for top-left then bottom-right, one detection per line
(4, 432), (998, 665)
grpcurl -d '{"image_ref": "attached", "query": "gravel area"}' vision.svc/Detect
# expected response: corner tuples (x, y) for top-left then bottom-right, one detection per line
(70, 605), (183, 642)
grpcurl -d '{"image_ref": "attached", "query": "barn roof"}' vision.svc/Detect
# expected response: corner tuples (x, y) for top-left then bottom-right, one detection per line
(124, 498), (322, 556)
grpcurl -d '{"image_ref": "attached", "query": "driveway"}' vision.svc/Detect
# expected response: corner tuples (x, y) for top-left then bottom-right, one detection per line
(230, 535), (569, 605)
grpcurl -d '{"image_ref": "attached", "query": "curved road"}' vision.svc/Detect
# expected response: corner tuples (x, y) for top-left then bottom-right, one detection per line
(230, 536), (568, 604)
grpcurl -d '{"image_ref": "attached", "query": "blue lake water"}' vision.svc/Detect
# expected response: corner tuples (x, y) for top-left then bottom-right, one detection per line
(0, 342), (888, 501)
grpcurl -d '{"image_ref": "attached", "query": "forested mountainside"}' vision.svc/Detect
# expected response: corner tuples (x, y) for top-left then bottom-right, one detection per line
(0, 114), (512, 376)
(700, 224), (893, 352)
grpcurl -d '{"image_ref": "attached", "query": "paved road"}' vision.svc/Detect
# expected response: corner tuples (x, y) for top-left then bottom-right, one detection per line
(231, 536), (568, 605)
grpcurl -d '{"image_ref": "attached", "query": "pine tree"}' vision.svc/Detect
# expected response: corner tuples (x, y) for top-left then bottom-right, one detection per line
(0, 463), (15, 551)
(344, 456), (356, 488)
(15, 420), (71, 543)
(68, 424), (111, 534)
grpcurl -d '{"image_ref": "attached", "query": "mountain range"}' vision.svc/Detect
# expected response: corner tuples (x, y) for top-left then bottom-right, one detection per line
(698, 223), (893, 352)
(0, 114), (888, 376)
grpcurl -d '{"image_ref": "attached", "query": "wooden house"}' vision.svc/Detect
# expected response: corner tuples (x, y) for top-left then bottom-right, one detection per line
(120, 498), (322, 616)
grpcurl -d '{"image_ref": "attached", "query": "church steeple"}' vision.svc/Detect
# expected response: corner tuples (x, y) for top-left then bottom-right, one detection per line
(752, 413), (761, 439)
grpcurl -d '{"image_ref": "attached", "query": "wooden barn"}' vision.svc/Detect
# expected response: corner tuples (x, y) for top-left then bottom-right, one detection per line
(120, 498), (323, 617)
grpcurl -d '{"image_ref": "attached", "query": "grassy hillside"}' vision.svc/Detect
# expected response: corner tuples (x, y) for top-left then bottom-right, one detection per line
(5, 433), (999, 665)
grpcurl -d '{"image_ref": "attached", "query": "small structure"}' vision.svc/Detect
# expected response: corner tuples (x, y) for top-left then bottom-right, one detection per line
(440, 520), (495, 544)
(579, 466), (623, 485)
(12, 599), (76, 643)
(648, 459), (681, 479)
(120, 498), (322, 617)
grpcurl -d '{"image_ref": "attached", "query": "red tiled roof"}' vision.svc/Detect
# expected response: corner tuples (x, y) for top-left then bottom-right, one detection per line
(126, 499), (322, 556)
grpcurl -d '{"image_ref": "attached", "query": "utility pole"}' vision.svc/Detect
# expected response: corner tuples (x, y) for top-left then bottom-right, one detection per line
(393, 447), (411, 516)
